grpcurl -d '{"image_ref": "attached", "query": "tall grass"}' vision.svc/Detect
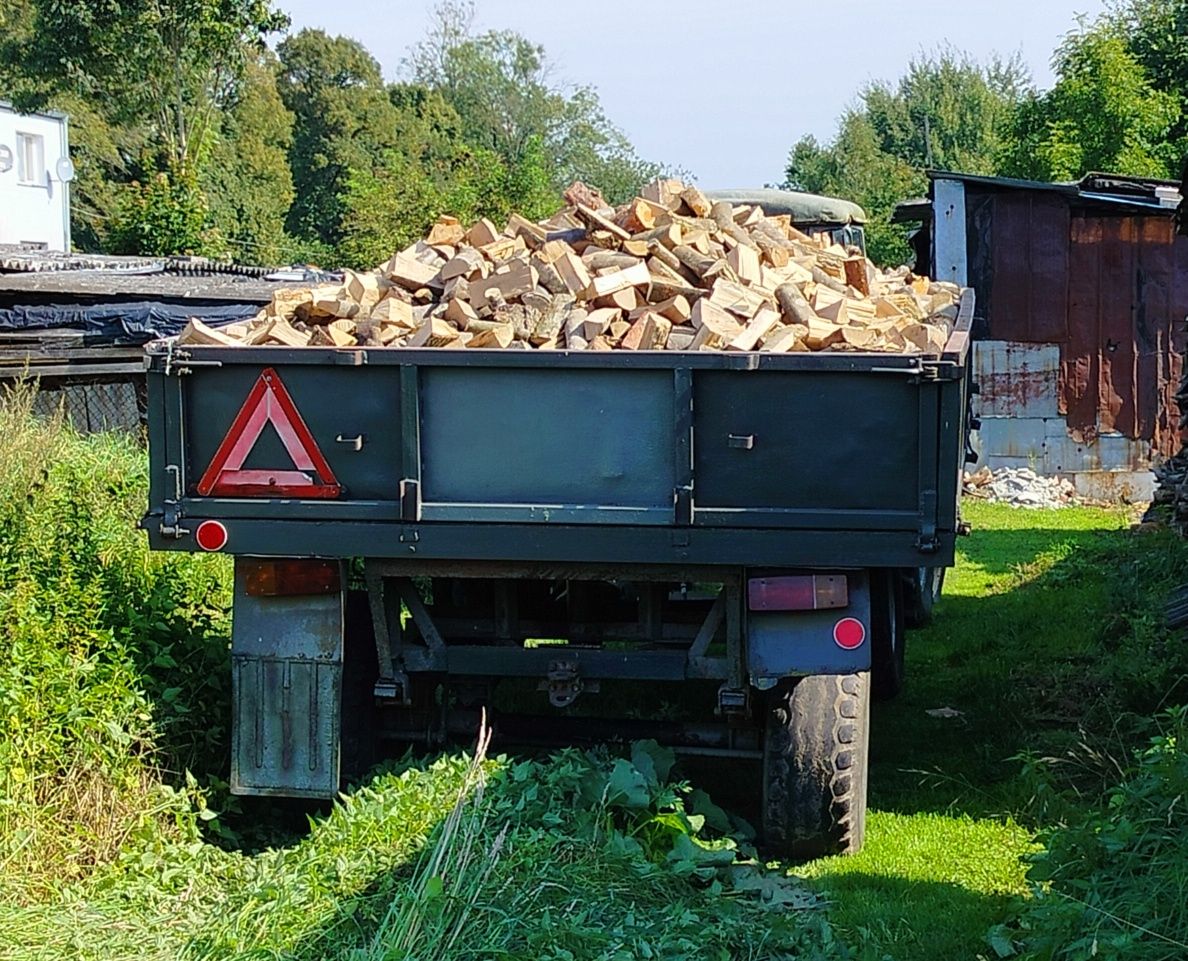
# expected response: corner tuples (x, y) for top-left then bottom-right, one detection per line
(0, 385), (232, 902)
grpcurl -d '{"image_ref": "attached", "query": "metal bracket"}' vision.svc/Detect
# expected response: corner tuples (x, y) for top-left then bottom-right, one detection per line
(374, 670), (411, 705)
(159, 502), (189, 539)
(717, 685), (749, 716)
(538, 659), (599, 708)
(163, 340), (223, 376)
(159, 465), (188, 538)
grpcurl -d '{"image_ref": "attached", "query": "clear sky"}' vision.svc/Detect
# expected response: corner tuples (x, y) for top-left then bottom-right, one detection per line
(281, 0), (1106, 187)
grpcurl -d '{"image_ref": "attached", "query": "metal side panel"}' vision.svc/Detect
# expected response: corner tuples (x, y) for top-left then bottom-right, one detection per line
(419, 367), (675, 522)
(230, 561), (344, 797)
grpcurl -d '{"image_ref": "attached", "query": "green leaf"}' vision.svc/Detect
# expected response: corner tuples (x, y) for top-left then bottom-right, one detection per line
(632, 740), (675, 785)
(606, 759), (651, 810)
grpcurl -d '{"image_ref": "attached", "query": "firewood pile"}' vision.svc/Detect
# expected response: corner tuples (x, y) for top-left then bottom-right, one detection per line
(177, 179), (961, 353)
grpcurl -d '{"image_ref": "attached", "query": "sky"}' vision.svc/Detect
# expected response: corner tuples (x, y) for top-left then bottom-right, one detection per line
(282, 0), (1107, 187)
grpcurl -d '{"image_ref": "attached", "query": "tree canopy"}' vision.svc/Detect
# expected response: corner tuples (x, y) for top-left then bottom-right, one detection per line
(787, 50), (1030, 265)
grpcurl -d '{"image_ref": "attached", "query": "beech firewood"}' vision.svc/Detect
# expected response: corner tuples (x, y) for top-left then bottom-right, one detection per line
(775, 283), (820, 327)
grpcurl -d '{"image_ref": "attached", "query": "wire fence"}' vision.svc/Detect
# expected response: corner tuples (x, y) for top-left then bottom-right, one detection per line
(25, 375), (146, 438)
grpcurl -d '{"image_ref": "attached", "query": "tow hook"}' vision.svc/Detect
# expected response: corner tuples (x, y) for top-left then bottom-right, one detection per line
(540, 659), (598, 708)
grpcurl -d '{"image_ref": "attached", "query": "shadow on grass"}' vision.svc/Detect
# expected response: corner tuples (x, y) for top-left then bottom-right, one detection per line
(867, 520), (1188, 824)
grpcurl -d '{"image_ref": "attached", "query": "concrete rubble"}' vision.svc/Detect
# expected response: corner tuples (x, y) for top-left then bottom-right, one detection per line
(963, 466), (1078, 509)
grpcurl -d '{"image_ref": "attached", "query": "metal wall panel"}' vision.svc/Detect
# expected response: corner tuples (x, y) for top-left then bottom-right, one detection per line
(973, 341), (1061, 418)
(968, 186), (1188, 465)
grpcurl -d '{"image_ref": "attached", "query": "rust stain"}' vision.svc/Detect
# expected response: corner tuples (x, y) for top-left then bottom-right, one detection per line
(983, 194), (1188, 463)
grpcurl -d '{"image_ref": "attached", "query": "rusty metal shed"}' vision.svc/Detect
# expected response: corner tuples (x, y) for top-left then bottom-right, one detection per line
(897, 171), (1188, 500)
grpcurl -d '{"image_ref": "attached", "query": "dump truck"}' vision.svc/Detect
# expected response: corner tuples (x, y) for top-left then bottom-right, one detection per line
(141, 189), (975, 858)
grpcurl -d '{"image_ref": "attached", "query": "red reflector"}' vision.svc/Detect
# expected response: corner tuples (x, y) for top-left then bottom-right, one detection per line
(195, 520), (228, 552)
(748, 575), (849, 612)
(243, 559), (341, 596)
(833, 617), (866, 650)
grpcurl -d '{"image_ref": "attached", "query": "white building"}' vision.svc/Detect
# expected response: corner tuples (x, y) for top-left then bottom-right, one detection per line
(0, 103), (72, 251)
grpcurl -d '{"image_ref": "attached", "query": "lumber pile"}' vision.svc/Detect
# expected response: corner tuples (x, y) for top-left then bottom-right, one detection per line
(177, 180), (961, 353)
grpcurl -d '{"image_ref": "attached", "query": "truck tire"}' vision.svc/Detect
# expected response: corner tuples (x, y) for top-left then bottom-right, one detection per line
(903, 566), (944, 629)
(872, 571), (906, 702)
(762, 672), (870, 860)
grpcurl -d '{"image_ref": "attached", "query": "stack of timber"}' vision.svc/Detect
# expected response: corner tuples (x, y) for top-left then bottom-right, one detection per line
(177, 180), (961, 354)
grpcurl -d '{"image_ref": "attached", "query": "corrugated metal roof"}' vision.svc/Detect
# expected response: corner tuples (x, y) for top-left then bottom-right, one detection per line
(897, 170), (1183, 220)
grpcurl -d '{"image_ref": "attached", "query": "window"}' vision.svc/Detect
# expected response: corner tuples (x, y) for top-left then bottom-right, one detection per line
(16, 132), (45, 186)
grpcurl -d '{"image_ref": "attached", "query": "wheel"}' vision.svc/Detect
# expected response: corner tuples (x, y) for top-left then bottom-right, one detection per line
(761, 672), (870, 860)
(872, 570), (907, 701)
(903, 566), (945, 629)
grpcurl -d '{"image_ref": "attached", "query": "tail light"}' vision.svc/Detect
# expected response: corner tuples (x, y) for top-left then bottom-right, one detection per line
(243, 559), (341, 596)
(748, 574), (848, 612)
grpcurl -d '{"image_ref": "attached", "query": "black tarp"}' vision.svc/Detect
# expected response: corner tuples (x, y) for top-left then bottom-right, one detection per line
(0, 301), (259, 343)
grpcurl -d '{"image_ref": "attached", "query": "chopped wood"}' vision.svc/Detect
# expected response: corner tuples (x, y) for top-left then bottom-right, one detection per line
(711, 201), (760, 253)
(727, 244), (762, 285)
(672, 244), (716, 278)
(553, 250), (593, 295)
(594, 287), (640, 311)
(633, 223), (683, 248)
(844, 257), (870, 296)
(564, 181), (610, 210)
(727, 307), (780, 351)
(427, 220), (466, 247)
(641, 177), (686, 208)
(709, 279), (768, 319)
(192, 178), (960, 355)
(469, 260), (537, 308)
(653, 294), (692, 324)
(409, 318), (461, 348)
(385, 253), (440, 291)
(665, 326), (697, 351)
(576, 203), (631, 240)
(680, 186), (713, 217)
(465, 218), (501, 247)
(467, 321), (516, 348)
(585, 261), (650, 299)
(178, 318), (242, 347)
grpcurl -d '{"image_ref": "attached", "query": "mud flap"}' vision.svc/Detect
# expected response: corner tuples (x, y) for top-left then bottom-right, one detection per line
(746, 570), (873, 683)
(230, 562), (344, 798)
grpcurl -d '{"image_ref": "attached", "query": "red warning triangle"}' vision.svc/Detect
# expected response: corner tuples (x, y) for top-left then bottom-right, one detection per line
(196, 367), (341, 498)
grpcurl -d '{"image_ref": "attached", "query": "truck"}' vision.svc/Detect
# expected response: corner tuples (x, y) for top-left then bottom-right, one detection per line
(141, 189), (975, 859)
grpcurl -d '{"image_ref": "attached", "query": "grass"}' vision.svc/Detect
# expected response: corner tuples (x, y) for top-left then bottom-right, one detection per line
(3, 388), (1188, 960)
(797, 500), (1188, 960)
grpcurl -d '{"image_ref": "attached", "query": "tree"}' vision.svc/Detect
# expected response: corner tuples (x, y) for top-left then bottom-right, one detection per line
(7, 0), (288, 176)
(788, 119), (923, 267)
(787, 49), (1029, 265)
(407, 1), (661, 202)
(336, 88), (557, 269)
(277, 30), (405, 250)
(202, 54), (295, 264)
(1000, 27), (1180, 181)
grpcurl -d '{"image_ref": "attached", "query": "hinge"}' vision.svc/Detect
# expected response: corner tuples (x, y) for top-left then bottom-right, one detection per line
(917, 487), (939, 553)
(674, 484), (693, 525)
(158, 465), (188, 538)
(919, 359), (961, 382)
(163, 340), (223, 376)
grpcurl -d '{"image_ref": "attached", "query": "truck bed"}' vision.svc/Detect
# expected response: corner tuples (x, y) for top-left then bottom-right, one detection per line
(143, 291), (973, 569)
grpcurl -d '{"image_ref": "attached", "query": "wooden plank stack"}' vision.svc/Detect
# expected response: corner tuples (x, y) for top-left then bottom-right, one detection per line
(177, 179), (962, 354)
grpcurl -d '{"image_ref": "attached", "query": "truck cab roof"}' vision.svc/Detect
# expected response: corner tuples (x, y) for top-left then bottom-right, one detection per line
(705, 189), (867, 226)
